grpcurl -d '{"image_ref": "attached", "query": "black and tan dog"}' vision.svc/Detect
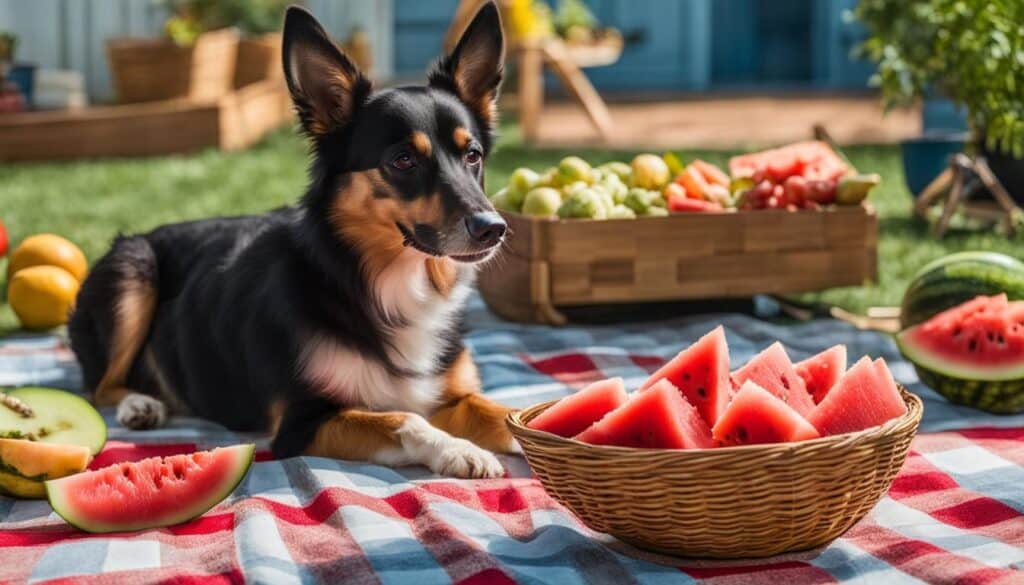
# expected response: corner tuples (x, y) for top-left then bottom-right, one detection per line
(68, 2), (518, 478)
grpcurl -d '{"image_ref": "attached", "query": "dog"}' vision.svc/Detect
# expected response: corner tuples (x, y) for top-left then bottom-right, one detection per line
(68, 2), (519, 478)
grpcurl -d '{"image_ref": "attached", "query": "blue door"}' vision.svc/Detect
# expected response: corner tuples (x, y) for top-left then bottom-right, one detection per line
(811, 0), (874, 89)
(393, 0), (459, 75)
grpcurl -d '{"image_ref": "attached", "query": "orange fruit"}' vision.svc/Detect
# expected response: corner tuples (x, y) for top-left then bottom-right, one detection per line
(7, 234), (88, 282)
(8, 265), (80, 331)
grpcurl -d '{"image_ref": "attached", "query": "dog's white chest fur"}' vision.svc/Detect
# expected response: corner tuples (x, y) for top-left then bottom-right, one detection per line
(301, 250), (472, 414)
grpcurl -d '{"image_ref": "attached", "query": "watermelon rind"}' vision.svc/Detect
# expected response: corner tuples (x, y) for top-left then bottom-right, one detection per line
(0, 387), (107, 455)
(896, 328), (1024, 382)
(45, 443), (255, 533)
(914, 366), (1024, 414)
(900, 252), (1024, 329)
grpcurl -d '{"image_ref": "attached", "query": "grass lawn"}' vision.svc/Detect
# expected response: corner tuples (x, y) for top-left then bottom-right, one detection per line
(1, 123), (1021, 333)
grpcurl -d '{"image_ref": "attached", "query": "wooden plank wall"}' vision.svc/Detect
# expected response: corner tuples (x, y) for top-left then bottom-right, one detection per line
(0, 0), (393, 103)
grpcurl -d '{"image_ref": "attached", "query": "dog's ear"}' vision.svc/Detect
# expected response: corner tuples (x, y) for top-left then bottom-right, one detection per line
(429, 1), (505, 130)
(282, 6), (372, 137)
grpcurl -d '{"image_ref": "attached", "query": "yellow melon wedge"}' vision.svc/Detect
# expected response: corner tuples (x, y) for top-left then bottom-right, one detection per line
(0, 438), (91, 499)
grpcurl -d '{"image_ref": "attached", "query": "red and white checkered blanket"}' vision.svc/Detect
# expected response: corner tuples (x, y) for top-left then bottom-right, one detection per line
(1, 299), (1022, 584)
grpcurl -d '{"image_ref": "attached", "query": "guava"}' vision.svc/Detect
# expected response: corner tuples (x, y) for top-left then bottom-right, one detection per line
(631, 154), (671, 190)
(522, 187), (563, 217)
(557, 156), (594, 185)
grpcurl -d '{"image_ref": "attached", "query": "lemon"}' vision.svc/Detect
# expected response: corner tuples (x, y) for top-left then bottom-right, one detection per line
(7, 234), (88, 282)
(8, 265), (80, 331)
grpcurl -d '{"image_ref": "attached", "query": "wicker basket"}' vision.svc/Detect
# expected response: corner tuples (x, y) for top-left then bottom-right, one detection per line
(507, 389), (922, 559)
(107, 28), (239, 104)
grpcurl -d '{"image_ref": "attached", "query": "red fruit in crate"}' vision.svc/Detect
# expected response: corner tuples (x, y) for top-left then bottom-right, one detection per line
(670, 195), (723, 213)
(806, 179), (838, 204)
(782, 176), (808, 206)
(0, 219), (7, 258)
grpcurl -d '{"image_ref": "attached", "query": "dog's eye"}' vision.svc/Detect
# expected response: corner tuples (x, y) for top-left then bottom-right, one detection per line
(464, 149), (482, 165)
(391, 152), (416, 171)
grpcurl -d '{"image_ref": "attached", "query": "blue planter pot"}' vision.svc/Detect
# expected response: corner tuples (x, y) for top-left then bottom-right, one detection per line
(6, 63), (36, 106)
(900, 131), (968, 196)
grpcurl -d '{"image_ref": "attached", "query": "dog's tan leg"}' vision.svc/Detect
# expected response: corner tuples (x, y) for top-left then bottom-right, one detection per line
(93, 271), (166, 430)
(428, 349), (519, 454)
(305, 408), (504, 479)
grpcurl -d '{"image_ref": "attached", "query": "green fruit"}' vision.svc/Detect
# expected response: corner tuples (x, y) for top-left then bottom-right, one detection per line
(643, 206), (669, 217)
(522, 187), (563, 218)
(608, 204), (636, 219)
(557, 156), (594, 185)
(900, 251), (1024, 328)
(509, 167), (541, 199)
(490, 188), (519, 213)
(538, 167), (558, 187)
(835, 173), (881, 205)
(624, 188), (664, 214)
(630, 154), (671, 190)
(558, 188), (608, 219)
(598, 161), (632, 184)
(0, 387), (107, 455)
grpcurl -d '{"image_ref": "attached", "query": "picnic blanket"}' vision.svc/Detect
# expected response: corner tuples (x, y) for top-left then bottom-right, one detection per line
(1, 295), (1023, 584)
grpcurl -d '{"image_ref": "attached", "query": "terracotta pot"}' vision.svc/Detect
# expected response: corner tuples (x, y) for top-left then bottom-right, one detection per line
(107, 28), (239, 104)
(234, 33), (282, 89)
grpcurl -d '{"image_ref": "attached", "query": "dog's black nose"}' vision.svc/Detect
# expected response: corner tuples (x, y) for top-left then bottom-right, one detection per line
(465, 212), (507, 246)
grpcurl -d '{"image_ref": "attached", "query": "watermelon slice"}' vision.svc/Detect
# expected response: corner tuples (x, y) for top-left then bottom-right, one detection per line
(729, 141), (849, 183)
(807, 357), (907, 436)
(795, 345), (848, 404)
(712, 381), (820, 446)
(639, 326), (731, 425)
(897, 294), (1024, 381)
(528, 377), (628, 437)
(730, 342), (815, 417)
(575, 380), (714, 449)
(46, 444), (255, 533)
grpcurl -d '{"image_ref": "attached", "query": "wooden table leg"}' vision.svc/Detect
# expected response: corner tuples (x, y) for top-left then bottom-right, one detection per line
(934, 166), (964, 238)
(517, 46), (544, 144)
(543, 43), (614, 142)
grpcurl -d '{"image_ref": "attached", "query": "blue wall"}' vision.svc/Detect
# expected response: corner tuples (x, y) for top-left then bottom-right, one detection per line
(394, 0), (874, 91)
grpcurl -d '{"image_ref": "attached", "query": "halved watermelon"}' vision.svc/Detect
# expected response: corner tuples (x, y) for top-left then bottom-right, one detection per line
(712, 381), (819, 446)
(575, 380), (713, 449)
(730, 342), (815, 417)
(639, 326), (731, 425)
(807, 357), (907, 436)
(729, 141), (849, 183)
(795, 345), (848, 404)
(528, 377), (628, 437)
(46, 444), (255, 533)
(897, 294), (1024, 381)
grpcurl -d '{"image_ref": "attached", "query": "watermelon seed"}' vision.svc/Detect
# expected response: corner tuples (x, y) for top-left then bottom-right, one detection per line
(953, 327), (962, 337)
(697, 387), (706, 398)
(780, 376), (791, 390)
(736, 426), (748, 442)
(683, 373), (691, 381)
(968, 339), (978, 352)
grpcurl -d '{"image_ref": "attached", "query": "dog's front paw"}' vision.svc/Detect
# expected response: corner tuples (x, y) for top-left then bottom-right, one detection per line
(430, 439), (505, 479)
(117, 393), (167, 430)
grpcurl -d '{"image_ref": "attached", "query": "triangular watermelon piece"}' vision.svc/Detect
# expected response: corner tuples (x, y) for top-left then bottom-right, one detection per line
(575, 380), (714, 449)
(639, 326), (731, 425)
(731, 342), (815, 417)
(807, 357), (908, 436)
(795, 345), (848, 404)
(527, 377), (628, 437)
(712, 381), (820, 446)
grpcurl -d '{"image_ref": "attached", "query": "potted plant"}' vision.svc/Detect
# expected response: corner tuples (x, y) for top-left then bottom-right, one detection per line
(855, 0), (1024, 199)
(0, 32), (32, 111)
(231, 0), (292, 88)
(106, 0), (239, 104)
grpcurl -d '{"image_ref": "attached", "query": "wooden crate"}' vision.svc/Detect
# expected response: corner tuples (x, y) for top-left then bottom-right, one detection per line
(0, 80), (292, 162)
(479, 205), (878, 324)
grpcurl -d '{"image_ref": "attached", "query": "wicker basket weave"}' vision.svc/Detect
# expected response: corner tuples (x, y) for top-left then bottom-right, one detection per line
(507, 389), (922, 559)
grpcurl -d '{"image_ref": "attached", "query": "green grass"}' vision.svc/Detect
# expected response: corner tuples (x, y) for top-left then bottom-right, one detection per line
(1, 123), (1021, 333)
